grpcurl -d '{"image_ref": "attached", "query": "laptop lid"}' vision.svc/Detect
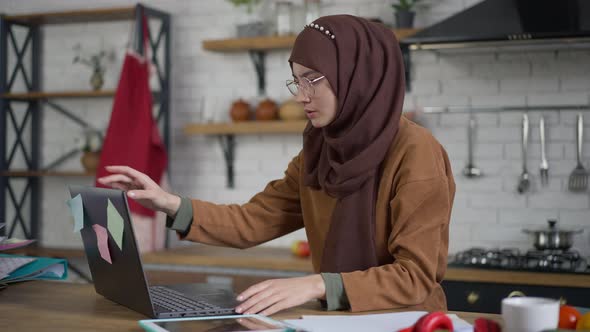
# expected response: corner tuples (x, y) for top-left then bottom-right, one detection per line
(69, 185), (155, 317)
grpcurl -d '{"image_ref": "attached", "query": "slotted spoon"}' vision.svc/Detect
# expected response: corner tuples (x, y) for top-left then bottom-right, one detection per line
(568, 113), (588, 192)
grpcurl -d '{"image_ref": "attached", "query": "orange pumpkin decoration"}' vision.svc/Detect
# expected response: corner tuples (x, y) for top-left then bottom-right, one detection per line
(230, 99), (251, 122)
(255, 98), (278, 121)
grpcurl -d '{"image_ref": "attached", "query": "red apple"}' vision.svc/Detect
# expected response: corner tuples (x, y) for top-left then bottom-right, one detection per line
(291, 240), (310, 258)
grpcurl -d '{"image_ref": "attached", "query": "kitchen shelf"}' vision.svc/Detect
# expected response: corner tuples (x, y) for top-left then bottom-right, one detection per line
(1, 90), (161, 101)
(203, 28), (419, 95)
(183, 120), (307, 135)
(1, 90), (116, 100)
(185, 120), (307, 188)
(4, 6), (136, 25)
(198, 28), (420, 189)
(202, 28), (420, 52)
(1, 171), (95, 177)
(422, 104), (590, 114)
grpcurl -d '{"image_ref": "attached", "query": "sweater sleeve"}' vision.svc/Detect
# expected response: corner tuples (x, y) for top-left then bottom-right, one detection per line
(180, 153), (304, 249)
(321, 272), (350, 311)
(165, 196), (194, 236)
(340, 176), (453, 312)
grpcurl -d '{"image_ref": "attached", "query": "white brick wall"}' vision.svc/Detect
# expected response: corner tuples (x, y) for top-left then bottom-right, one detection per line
(4, 0), (590, 256)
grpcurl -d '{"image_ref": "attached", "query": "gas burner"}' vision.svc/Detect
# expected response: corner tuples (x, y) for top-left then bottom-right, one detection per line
(454, 247), (522, 268)
(450, 247), (590, 273)
(524, 249), (584, 271)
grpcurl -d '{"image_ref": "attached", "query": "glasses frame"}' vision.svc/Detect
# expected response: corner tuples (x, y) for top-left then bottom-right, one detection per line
(286, 75), (326, 98)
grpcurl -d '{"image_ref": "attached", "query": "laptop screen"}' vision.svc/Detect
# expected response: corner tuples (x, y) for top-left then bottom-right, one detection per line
(69, 185), (155, 317)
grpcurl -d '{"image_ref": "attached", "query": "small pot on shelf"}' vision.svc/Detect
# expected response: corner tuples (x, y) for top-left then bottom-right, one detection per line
(255, 98), (278, 121)
(394, 10), (415, 28)
(230, 99), (251, 122)
(279, 99), (305, 121)
(81, 150), (101, 173)
(90, 68), (104, 91)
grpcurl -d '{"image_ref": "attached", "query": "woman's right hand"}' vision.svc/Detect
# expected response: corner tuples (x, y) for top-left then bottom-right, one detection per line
(97, 165), (181, 217)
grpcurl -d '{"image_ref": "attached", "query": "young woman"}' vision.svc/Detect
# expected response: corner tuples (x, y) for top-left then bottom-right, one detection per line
(98, 15), (455, 316)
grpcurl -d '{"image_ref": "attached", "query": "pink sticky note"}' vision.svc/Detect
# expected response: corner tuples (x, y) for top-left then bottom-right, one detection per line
(92, 224), (112, 264)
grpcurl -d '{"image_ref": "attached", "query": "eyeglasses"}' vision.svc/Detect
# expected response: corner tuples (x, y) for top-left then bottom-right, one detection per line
(285, 75), (326, 98)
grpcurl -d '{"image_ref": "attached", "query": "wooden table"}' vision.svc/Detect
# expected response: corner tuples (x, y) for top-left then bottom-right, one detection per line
(16, 245), (590, 288)
(0, 281), (500, 331)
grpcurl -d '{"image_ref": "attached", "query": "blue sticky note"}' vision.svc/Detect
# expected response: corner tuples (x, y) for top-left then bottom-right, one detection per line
(66, 194), (84, 233)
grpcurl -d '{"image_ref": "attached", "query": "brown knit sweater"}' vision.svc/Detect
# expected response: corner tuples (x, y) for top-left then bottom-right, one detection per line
(181, 116), (455, 312)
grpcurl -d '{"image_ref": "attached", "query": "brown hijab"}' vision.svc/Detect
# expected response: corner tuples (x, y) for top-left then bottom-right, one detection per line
(289, 15), (405, 273)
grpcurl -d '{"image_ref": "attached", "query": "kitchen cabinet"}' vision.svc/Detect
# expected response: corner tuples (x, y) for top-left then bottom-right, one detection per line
(443, 280), (589, 313)
(444, 267), (590, 313)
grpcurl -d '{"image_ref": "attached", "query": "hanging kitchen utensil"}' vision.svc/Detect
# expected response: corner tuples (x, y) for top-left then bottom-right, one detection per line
(522, 220), (583, 251)
(539, 115), (549, 186)
(517, 113), (530, 193)
(463, 114), (483, 178)
(568, 113), (588, 192)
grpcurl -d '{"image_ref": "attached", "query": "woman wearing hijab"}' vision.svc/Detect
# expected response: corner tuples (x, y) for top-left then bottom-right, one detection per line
(98, 15), (455, 315)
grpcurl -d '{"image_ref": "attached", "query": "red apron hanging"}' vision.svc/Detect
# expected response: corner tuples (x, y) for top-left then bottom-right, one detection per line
(95, 14), (167, 218)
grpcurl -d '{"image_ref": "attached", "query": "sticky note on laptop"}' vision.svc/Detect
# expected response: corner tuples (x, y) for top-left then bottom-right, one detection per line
(66, 194), (84, 233)
(92, 224), (112, 264)
(106, 199), (124, 250)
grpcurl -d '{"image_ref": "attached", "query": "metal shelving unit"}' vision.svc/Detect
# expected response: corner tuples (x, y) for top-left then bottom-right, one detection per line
(0, 4), (171, 241)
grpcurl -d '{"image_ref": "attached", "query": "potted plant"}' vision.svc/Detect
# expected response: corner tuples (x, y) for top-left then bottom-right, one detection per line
(226, 0), (268, 37)
(392, 0), (419, 28)
(73, 44), (115, 91)
(79, 129), (103, 173)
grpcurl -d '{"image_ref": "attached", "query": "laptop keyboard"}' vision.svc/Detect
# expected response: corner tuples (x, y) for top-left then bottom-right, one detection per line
(149, 286), (222, 312)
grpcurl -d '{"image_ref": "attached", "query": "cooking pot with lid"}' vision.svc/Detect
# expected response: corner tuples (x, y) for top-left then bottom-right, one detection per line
(522, 220), (583, 250)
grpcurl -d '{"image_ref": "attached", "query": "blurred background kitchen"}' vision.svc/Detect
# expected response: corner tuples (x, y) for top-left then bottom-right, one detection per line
(1, 0), (590, 312)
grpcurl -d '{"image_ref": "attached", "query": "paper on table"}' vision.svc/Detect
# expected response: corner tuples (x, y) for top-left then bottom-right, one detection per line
(106, 199), (124, 250)
(0, 238), (36, 251)
(283, 311), (473, 332)
(0, 256), (36, 280)
(92, 224), (112, 264)
(41, 262), (65, 278)
(66, 194), (84, 233)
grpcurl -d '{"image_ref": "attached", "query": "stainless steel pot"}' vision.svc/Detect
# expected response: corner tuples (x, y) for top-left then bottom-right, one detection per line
(522, 220), (583, 250)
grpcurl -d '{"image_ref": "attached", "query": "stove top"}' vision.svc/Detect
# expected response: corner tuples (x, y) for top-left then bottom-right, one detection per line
(449, 247), (590, 274)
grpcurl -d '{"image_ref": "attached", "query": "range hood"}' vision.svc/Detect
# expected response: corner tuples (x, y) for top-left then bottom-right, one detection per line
(403, 0), (590, 50)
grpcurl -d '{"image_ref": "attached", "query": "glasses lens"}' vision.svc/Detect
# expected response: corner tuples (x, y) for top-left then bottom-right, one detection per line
(299, 78), (313, 97)
(286, 80), (298, 96)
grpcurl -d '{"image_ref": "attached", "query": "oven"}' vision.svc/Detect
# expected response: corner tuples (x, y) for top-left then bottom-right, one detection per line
(443, 247), (590, 313)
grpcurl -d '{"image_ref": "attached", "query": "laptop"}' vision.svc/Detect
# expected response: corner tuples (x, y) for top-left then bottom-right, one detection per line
(69, 185), (240, 318)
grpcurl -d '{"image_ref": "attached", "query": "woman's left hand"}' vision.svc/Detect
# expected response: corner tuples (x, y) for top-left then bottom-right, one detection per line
(235, 275), (326, 316)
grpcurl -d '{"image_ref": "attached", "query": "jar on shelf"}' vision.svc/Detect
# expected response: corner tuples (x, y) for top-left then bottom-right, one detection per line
(304, 0), (320, 24)
(275, 1), (293, 36)
(255, 98), (278, 121)
(230, 99), (251, 122)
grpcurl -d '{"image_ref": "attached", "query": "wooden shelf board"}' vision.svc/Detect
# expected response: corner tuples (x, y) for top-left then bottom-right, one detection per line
(203, 28), (420, 52)
(1, 170), (95, 177)
(203, 35), (298, 52)
(1, 90), (116, 100)
(445, 267), (590, 288)
(5, 7), (136, 25)
(184, 120), (308, 135)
